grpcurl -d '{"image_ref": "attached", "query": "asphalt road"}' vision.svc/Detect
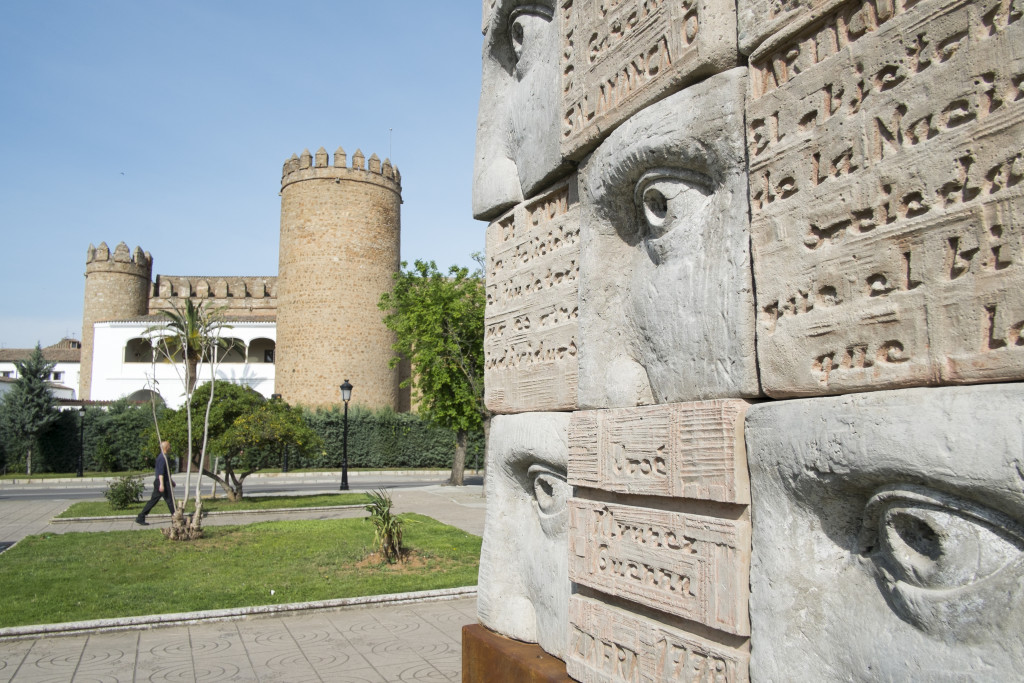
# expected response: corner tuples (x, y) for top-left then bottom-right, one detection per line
(0, 474), (483, 501)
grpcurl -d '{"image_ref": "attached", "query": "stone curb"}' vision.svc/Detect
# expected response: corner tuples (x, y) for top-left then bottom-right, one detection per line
(0, 586), (478, 641)
(51, 503), (369, 524)
(0, 469), (467, 487)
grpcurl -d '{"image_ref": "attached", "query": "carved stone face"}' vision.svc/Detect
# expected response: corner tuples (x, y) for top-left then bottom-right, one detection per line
(477, 413), (572, 658)
(578, 68), (759, 408)
(746, 383), (1024, 680)
(472, 0), (565, 220)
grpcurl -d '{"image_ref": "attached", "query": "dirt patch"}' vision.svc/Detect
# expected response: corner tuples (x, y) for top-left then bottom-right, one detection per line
(356, 549), (430, 570)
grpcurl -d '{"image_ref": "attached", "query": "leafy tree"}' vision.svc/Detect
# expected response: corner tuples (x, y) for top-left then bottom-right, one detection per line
(214, 398), (322, 500)
(378, 259), (487, 485)
(85, 398), (164, 472)
(0, 345), (59, 475)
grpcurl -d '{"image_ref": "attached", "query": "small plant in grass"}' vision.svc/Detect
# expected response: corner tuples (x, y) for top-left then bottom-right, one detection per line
(104, 475), (145, 510)
(365, 488), (404, 564)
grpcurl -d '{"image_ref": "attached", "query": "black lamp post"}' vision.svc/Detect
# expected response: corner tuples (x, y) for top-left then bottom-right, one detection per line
(339, 379), (352, 490)
(77, 405), (86, 478)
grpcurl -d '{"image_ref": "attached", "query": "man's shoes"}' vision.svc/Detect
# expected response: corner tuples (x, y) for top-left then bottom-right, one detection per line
(135, 518), (148, 526)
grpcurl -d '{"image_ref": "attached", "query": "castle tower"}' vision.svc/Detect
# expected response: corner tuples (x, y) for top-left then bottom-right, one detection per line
(275, 146), (403, 409)
(80, 241), (152, 399)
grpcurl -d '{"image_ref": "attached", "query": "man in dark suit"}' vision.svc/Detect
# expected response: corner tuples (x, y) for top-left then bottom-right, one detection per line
(135, 440), (176, 525)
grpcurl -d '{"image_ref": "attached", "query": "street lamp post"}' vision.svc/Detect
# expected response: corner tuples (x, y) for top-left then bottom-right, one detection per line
(77, 405), (86, 478)
(339, 380), (352, 491)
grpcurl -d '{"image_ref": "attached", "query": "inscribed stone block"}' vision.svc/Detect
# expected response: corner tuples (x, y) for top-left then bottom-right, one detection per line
(578, 69), (758, 407)
(485, 179), (580, 413)
(560, 0), (740, 160)
(567, 596), (749, 683)
(568, 499), (750, 635)
(747, 0), (1024, 397)
(746, 383), (1024, 680)
(568, 400), (750, 503)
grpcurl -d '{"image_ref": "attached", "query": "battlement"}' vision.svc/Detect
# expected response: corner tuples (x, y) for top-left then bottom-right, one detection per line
(149, 275), (278, 317)
(85, 241), (153, 277)
(280, 146), (402, 194)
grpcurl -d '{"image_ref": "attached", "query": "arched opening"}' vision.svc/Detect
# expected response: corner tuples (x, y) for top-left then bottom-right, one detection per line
(217, 338), (246, 363)
(247, 337), (276, 364)
(124, 338), (154, 363)
(125, 389), (163, 406)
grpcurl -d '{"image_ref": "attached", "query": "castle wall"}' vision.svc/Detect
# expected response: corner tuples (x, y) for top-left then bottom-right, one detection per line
(149, 275), (277, 317)
(275, 147), (402, 409)
(80, 242), (152, 400)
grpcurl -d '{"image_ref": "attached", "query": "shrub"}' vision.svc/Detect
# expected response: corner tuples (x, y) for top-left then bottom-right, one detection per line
(104, 475), (145, 509)
(365, 488), (404, 564)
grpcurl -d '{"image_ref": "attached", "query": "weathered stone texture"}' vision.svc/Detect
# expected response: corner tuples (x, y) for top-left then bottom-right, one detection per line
(275, 148), (402, 410)
(80, 242), (152, 399)
(578, 69), (758, 407)
(473, 0), (570, 220)
(747, 383), (1024, 680)
(478, 413), (572, 659)
(560, 0), (740, 160)
(485, 179), (580, 414)
(569, 499), (750, 635)
(567, 596), (749, 683)
(748, 0), (1024, 397)
(569, 401), (750, 503)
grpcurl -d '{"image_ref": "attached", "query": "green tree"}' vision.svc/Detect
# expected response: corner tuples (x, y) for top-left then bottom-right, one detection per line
(378, 259), (487, 485)
(214, 398), (321, 500)
(0, 345), (59, 475)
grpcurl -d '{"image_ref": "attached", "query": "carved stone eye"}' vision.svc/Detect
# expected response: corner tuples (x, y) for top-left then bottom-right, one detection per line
(860, 485), (1024, 590)
(507, 7), (552, 74)
(528, 463), (569, 518)
(633, 168), (714, 240)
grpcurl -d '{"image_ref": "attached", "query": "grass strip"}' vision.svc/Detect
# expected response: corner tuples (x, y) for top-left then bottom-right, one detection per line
(57, 493), (374, 519)
(0, 514), (480, 628)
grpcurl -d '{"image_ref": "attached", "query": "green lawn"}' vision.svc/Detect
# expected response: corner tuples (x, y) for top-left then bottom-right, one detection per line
(57, 493), (373, 519)
(0, 514), (480, 628)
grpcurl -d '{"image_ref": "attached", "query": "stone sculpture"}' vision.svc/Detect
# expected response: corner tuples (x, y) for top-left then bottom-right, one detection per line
(746, 383), (1024, 680)
(578, 69), (759, 408)
(477, 412), (572, 658)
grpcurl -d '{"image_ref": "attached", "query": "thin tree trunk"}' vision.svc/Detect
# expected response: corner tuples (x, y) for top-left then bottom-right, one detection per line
(26, 442), (33, 476)
(449, 430), (467, 486)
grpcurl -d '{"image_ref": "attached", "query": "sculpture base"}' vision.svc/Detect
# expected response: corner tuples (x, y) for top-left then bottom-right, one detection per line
(462, 624), (576, 682)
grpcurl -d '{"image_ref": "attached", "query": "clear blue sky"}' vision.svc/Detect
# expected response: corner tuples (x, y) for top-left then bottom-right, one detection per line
(0, 2), (485, 348)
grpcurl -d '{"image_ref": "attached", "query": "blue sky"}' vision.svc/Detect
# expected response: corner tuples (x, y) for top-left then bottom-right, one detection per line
(0, 2), (485, 348)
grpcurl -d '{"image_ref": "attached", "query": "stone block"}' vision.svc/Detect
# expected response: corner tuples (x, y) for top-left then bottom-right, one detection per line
(746, 383), (1024, 680)
(567, 595), (749, 682)
(747, 0), (1024, 397)
(560, 0), (740, 160)
(478, 413), (572, 658)
(485, 179), (580, 414)
(568, 499), (750, 635)
(568, 400), (750, 504)
(473, 0), (572, 220)
(578, 69), (759, 408)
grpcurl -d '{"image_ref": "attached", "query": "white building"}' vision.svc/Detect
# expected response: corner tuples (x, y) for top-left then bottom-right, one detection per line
(0, 339), (84, 401)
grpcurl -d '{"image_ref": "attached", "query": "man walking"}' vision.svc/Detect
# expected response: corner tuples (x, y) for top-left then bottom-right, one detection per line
(136, 440), (176, 525)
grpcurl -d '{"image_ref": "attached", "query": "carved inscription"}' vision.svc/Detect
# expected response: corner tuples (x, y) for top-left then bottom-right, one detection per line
(747, 0), (1024, 396)
(568, 596), (749, 682)
(560, 0), (738, 158)
(568, 401), (750, 503)
(569, 499), (750, 635)
(486, 180), (581, 413)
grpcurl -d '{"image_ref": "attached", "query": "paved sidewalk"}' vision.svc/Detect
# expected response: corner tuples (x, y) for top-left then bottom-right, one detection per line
(0, 482), (486, 682)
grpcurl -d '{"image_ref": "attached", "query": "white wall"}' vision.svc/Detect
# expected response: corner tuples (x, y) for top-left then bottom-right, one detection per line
(90, 321), (277, 408)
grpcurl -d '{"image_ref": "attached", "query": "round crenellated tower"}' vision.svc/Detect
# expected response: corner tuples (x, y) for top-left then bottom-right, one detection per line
(81, 241), (153, 399)
(275, 146), (403, 409)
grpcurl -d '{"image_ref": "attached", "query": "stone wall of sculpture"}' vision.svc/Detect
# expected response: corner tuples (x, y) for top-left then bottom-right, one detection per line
(473, 0), (1022, 678)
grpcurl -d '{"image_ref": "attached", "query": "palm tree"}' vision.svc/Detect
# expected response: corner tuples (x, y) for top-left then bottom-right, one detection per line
(145, 300), (231, 540)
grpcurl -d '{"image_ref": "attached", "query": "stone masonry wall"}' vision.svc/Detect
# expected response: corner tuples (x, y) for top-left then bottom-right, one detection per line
(80, 241), (152, 400)
(275, 147), (402, 410)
